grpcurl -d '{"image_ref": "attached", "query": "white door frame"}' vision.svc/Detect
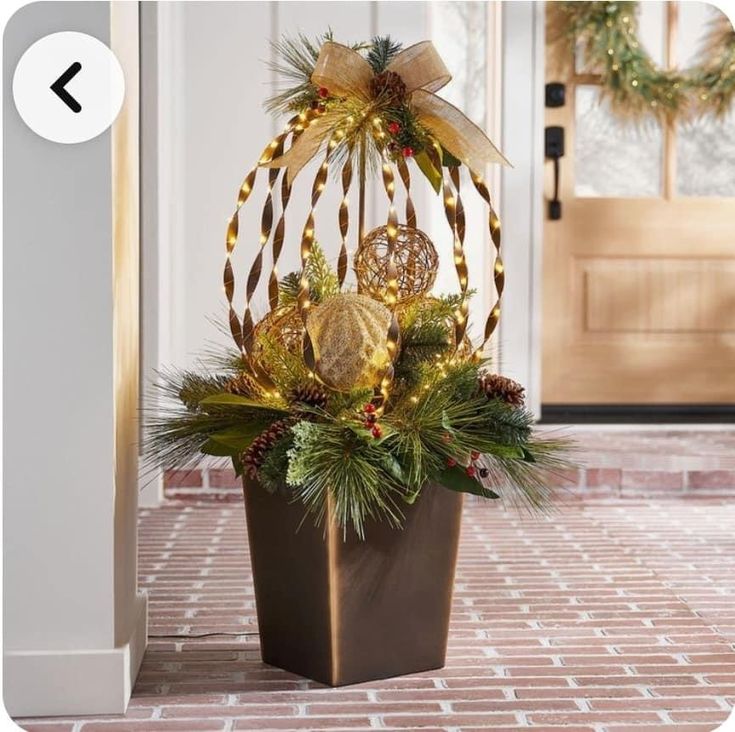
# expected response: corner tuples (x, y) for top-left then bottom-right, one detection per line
(498, 1), (546, 418)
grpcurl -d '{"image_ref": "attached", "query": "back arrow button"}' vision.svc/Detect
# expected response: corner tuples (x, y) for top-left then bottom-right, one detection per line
(50, 61), (82, 113)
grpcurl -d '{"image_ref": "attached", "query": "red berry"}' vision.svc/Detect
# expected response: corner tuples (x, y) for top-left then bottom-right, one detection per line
(371, 425), (382, 439)
(364, 403), (376, 414)
(466, 465), (476, 478)
(366, 413), (377, 424)
(471, 450), (481, 461)
(447, 457), (457, 468)
(402, 146), (414, 157)
(387, 121), (401, 135)
(318, 86), (329, 99)
(317, 103), (326, 113)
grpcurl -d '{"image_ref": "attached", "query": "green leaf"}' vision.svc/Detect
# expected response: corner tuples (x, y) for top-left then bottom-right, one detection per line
(201, 422), (270, 458)
(378, 453), (404, 483)
(414, 150), (442, 194)
(437, 466), (500, 499)
(441, 147), (462, 167)
(199, 393), (287, 411)
(201, 438), (239, 457)
(209, 424), (268, 450)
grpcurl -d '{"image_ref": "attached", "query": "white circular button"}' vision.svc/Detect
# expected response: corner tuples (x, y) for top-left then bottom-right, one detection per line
(12, 31), (125, 144)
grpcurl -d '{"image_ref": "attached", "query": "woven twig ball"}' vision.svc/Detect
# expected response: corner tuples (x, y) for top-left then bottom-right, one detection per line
(306, 293), (392, 391)
(251, 306), (304, 366)
(355, 225), (438, 303)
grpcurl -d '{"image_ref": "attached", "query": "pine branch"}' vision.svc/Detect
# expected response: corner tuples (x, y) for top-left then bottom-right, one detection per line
(367, 35), (402, 73)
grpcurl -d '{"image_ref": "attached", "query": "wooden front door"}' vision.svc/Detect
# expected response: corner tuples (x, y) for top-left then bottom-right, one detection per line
(542, 2), (735, 407)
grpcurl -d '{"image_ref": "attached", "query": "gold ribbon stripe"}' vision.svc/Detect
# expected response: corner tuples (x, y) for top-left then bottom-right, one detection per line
(397, 157), (417, 229)
(470, 172), (504, 360)
(242, 147), (283, 358)
(298, 133), (342, 377)
(449, 166), (469, 353)
(224, 112), (311, 361)
(376, 158), (401, 410)
(337, 156), (353, 288)
(268, 167), (293, 311)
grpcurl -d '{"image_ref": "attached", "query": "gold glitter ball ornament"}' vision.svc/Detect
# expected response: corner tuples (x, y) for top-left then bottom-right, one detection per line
(306, 293), (393, 391)
(355, 225), (438, 303)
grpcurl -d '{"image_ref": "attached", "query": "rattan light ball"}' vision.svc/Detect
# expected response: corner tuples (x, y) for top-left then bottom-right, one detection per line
(355, 225), (438, 303)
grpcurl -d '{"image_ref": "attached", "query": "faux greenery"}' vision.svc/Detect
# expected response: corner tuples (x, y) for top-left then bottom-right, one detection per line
(145, 250), (573, 538)
(551, 1), (735, 122)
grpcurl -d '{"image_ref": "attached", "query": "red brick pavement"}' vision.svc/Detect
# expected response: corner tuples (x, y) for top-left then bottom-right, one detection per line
(15, 495), (735, 731)
(162, 429), (735, 502)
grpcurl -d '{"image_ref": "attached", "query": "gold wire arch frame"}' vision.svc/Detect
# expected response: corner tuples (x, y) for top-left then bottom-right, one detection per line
(222, 119), (503, 402)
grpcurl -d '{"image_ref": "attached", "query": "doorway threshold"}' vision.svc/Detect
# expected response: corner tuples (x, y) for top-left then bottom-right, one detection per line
(540, 404), (735, 424)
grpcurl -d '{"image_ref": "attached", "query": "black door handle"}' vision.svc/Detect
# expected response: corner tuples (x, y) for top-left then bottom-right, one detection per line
(545, 126), (565, 221)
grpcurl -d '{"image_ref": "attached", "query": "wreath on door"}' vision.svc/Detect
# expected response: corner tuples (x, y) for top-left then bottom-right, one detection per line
(551, 1), (735, 122)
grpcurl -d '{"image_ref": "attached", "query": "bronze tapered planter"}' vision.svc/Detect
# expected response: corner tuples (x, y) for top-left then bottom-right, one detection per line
(242, 479), (463, 686)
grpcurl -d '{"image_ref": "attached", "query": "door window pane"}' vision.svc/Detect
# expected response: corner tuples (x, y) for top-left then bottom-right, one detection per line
(677, 111), (735, 196)
(575, 85), (663, 197)
(675, 4), (735, 197)
(676, 2), (719, 67)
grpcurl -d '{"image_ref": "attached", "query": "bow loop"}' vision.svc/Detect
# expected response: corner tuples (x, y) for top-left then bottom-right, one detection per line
(386, 41), (451, 94)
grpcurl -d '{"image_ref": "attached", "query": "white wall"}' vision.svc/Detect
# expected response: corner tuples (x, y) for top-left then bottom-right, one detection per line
(156, 1), (515, 372)
(3, 1), (146, 716)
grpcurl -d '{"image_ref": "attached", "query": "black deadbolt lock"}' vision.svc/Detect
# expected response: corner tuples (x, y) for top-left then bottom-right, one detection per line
(545, 82), (566, 108)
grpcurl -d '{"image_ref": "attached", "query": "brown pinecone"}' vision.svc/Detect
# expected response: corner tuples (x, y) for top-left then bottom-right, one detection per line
(478, 373), (525, 408)
(289, 383), (328, 411)
(370, 70), (407, 104)
(224, 372), (256, 397)
(242, 419), (292, 480)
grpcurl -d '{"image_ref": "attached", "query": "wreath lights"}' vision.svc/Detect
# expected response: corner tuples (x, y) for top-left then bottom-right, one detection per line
(552, 1), (735, 122)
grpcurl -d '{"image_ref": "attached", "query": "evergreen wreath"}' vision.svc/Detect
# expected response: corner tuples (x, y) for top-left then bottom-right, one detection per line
(551, 1), (735, 122)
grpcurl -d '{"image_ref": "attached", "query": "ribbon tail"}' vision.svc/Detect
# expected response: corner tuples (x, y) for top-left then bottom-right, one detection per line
(261, 119), (330, 184)
(412, 90), (512, 171)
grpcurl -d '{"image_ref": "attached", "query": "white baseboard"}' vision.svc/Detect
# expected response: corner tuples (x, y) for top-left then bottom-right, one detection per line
(3, 592), (148, 718)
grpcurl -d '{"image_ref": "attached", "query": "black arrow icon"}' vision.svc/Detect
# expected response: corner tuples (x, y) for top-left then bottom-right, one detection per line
(50, 62), (82, 113)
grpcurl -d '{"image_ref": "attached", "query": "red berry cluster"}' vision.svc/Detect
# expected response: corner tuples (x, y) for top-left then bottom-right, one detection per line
(309, 87), (330, 114)
(446, 447), (489, 479)
(362, 403), (382, 439)
(385, 120), (414, 158)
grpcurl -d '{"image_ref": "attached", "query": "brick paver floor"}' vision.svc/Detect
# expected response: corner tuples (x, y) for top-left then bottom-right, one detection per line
(16, 495), (735, 731)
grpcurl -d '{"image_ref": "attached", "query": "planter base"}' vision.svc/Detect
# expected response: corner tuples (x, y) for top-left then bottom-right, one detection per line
(243, 480), (462, 686)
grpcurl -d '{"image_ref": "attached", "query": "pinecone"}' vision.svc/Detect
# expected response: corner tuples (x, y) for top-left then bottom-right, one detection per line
(224, 372), (256, 397)
(478, 373), (525, 408)
(370, 70), (407, 104)
(289, 383), (328, 411)
(242, 419), (292, 480)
